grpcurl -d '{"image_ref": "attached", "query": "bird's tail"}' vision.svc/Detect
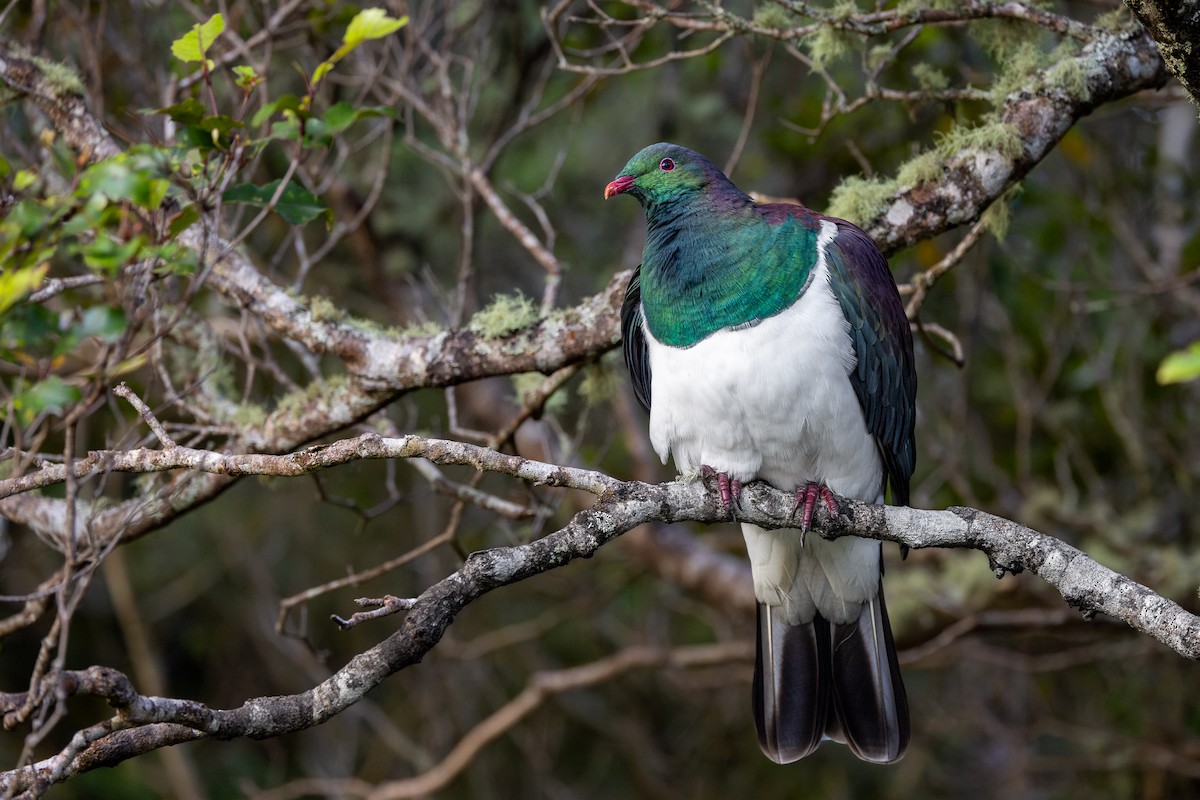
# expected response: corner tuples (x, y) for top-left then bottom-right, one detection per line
(753, 585), (909, 764)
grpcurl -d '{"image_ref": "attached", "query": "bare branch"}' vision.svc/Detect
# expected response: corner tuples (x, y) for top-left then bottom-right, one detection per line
(0, 433), (620, 507)
(367, 642), (753, 800)
(467, 166), (563, 314)
(2, 430), (1195, 660)
(112, 383), (176, 449)
(2, 463), (1196, 792)
(332, 596), (420, 630)
(902, 215), (992, 318)
(276, 534), (451, 634)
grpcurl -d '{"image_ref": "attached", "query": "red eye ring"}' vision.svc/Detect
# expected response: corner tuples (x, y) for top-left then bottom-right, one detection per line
(659, 157), (675, 171)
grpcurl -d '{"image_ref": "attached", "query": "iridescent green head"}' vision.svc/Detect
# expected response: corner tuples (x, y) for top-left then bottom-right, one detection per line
(604, 142), (724, 210)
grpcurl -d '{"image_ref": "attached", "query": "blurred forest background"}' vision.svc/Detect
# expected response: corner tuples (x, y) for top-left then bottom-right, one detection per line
(1, 1), (1199, 798)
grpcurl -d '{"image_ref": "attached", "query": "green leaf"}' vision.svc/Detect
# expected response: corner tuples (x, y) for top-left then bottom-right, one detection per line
(78, 158), (170, 209)
(176, 125), (217, 150)
(311, 61), (336, 89)
(0, 263), (48, 316)
(77, 233), (146, 275)
(322, 102), (393, 136)
(223, 180), (329, 225)
(1157, 342), (1200, 384)
(79, 306), (127, 342)
(13, 169), (37, 191)
(149, 241), (199, 276)
(151, 98), (207, 125)
(171, 113), (243, 151)
(266, 117), (302, 143)
(344, 8), (408, 46)
(250, 94), (303, 128)
(171, 13), (225, 68)
(86, 235), (145, 275)
(233, 65), (262, 91)
(303, 104), (393, 146)
(13, 376), (82, 424)
(310, 9), (407, 90)
(167, 204), (201, 238)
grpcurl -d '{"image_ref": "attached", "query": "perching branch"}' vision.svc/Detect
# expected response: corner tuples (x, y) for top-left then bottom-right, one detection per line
(3, 429), (1196, 656)
(1, 429), (1196, 794)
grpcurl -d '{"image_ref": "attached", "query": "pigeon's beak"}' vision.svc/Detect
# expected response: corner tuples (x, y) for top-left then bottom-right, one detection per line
(604, 175), (636, 200)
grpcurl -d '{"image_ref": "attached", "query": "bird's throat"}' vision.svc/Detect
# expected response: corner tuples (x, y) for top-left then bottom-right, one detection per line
(640, 212), (819, 348)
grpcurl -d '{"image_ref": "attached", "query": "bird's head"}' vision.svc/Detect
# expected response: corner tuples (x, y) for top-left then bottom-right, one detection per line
(604, 143), (716, 209)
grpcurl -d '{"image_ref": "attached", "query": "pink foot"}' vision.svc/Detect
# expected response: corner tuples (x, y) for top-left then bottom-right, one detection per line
(793, 482), (838, 532)
(700, 465), (742, 519)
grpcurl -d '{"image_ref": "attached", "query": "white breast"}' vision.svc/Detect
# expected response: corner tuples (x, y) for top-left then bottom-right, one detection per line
(643, 220), (885, 625)
(644, 221), (881, 501)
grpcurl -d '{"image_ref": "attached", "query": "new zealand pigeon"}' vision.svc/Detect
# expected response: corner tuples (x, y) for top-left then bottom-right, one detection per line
(605, 142), (915, 764)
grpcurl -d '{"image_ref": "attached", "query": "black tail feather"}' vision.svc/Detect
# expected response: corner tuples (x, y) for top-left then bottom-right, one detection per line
(830, 589), (909, 764)
(753, 603), (829, 763)
(751, 585), (909, 765)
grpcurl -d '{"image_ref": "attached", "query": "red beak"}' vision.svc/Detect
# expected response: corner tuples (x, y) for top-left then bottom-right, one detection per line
(604, 175), (636, 199)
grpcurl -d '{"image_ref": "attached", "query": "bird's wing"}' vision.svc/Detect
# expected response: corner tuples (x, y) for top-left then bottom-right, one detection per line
(824, 222), (916, 504)
(621, 265), (652, 413)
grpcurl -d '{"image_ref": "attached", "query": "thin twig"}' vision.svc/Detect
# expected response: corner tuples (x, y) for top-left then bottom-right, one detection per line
(112, 383), (176, 448)
(903, 215), (992, 318)
(366, 642), (753, 800)
(276, 531), (452, 634)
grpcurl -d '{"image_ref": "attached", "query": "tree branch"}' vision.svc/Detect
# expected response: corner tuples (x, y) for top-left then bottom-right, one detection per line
(367, 642), (753, 800)
(860, 26), (1168, 255)
(3, 431), (1195, 655)
(1124, 0), (1200, 106)
(1, 428), (1195, 793)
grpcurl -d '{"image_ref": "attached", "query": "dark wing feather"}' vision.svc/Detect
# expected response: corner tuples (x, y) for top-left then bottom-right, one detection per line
(824, 222), (916, 505)
(621, 266), (652, 413)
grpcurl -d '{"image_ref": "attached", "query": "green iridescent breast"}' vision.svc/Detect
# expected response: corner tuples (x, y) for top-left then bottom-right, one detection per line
(640, 211), (821, 348)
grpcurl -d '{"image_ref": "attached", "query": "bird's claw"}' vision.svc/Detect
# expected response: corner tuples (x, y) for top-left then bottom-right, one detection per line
(700, 465), (741, 520)
(792, 482), (839, 533)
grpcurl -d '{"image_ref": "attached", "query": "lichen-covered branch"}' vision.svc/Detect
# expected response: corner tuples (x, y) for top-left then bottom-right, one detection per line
(0, 42), (121, 162)
(851, 26), (1168, 254)
(1124, 0), (1200, 107)
(548, 5), (1170, 255)
(1, 432), (1196, 794)
(3, 430), (1196, 659)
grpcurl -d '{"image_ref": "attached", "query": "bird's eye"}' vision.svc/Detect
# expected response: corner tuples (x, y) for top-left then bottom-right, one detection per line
(659, 158), (675, 171)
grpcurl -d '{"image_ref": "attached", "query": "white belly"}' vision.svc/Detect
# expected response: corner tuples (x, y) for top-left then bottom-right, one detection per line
(643, 223), (885, 624)
(644, 253), (881, 500)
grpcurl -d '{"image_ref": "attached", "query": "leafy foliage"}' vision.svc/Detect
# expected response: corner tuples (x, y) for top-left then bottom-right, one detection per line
(170, 13), (226, 70)
(1158, 342), (1200, 384)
